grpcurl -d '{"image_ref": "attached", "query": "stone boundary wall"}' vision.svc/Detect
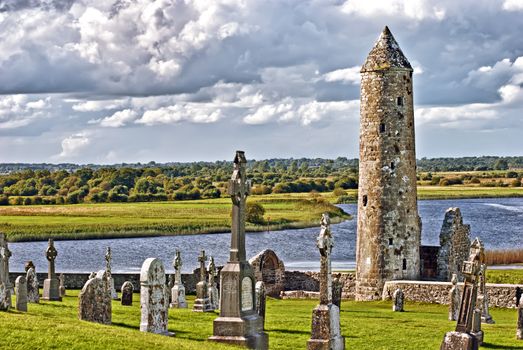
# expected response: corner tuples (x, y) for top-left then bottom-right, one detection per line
(382, 280), (523, 309)
(283, 271), (356, 299)
(9, 272), (199, 293)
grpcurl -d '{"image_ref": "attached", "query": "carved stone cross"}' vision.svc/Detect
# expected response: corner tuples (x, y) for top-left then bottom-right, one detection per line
(317, 213), (334, 305)
(45, 239), (58, 279)
(228, 151), (251, 262)
(105, 247), (112, 277)
(208, 256), (216, 286)
(173, 250), (182, 285)
(198, 250), (207, 283)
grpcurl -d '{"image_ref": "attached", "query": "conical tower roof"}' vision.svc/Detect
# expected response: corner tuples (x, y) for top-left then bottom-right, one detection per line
(361, 26), (412, 72)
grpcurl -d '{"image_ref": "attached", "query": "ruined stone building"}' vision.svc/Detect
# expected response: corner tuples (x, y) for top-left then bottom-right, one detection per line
(355, 27), (421, 301)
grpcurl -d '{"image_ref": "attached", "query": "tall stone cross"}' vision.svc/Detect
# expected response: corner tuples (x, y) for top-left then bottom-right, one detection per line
(208, 257), (216, 285)
(45, 239), (58, 279)
(173, 250), (182, 285)
(198, 250), (207, 283)
(455, 237), (484, 333)
(105, 247), (112, 277)
(0, 234), (11, 287)
(228, 151), (250, 262)
(317, 213), (334, 305)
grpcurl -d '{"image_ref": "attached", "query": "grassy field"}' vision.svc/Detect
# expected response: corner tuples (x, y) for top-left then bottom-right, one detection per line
(1, 291), (521, 350)
(0, 195), (350, 242)
(488, 268), (523, 285)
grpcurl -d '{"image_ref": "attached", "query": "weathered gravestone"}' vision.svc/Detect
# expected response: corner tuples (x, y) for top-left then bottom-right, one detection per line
(121, 281), (133, 306)
(249, 249), (285, 298)
(15, 276), (28, 312)
(105, 247), (119, 300)
(478, 264), (494, 324)
(208, 256), (219, 310)
(140, 258), (173, 336)
(393, 288), (404, 312)
(169, 250), (187, 308)
(440, 238), (484, 350)
(209, 151), (268, 349)
(307, 214), (345, 350)
(59, 273), (66, 297)
(0, 233), (12, 309)
(255, 281), (266, 330)
(449, 274), (460, 321)
(517, 298), (523, 340)
(78, 270), (111, 325)
(42, 239), (61, 301)
(26, 266), (39, 303)
(332, 275), (342, 309)
(193, 250), (213, 312)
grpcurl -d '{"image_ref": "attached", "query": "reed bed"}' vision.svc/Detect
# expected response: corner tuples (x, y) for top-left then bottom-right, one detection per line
(486, 249), (523, 265)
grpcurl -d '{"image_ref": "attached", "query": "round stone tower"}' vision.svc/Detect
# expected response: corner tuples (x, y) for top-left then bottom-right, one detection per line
(355, 27), (421, 301)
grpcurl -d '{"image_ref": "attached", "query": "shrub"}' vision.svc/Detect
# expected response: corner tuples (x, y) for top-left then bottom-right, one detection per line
(246, 202), (265, 224)
(470, 177), (481, 184)
(510, 179), (521, 187)
(332, 188), (347, 196)
(506, 171), (519, 178)
(0, 195), (8, 205)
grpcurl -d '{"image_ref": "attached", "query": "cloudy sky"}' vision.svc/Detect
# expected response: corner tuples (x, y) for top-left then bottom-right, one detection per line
(0, 0), (522, 164)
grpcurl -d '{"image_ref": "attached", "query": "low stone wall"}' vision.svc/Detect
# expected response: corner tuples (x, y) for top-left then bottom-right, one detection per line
(283, 271), (356, 299)
(9, 272), (199, 293)
(382, 280), (523, 309)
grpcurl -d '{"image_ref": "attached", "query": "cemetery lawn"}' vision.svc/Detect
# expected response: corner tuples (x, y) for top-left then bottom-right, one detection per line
(0, 195), (350, 242)
(1, 292), (522, 350)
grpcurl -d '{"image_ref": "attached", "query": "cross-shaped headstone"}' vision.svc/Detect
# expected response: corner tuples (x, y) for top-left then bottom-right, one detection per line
(45, 239), (58, 279)
(198, 250), (207, 283)
(317, 213), (333, 305)
(228, 151), (251, 262)
(173, 250), (182, 285)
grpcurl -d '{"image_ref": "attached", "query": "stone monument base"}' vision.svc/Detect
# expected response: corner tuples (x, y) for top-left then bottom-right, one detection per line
(440, 331), (478, 350)
(170, 285), (188, 308)
(307, 304), (345, 350)
(209, 314), (268, 349)
(193, 297), (213, 312)
(471, 330), (483, 345)
(481, 315), (494, 324)
(42, 279), (62, 301)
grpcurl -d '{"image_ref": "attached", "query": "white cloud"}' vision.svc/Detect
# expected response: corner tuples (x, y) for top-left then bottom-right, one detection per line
(136, 104), (223, 125)
(94, 109), (139, 128)
(502, 0), (523, 11)
(322, 67), (361, 84)
(0, 95), (52, 129)
(58, 133), (91, 158)
(341, 0), (446, 21)
(72, 99), (129, 112)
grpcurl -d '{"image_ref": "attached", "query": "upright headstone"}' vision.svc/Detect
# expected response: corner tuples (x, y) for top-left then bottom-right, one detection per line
(169, 250), (187, 308)
(208, 256), (219, 310)
(140, 258), (173, 336)
(393, 288), (404, 312)
(42, 239), (61, 301)
(209, 151), (268, 349)
(121, 281), (133, 306)
(15, 276), (28, 312)
(255, 281), (266, 330)
(440, 238), (484, 350)
(78, 270), (111, 325)
(478, 264), (494, 324)
(26, 267), (40, 303)
(0, 234), (11, 309)
(193, 250), (213, 312)
(59, 273), (66, 297)
(105, 247), (119, 300)
(332, 275), (342, 309)
(449, 274), (460, 321)
(307, 213), (345, 350)
(517, 299), (523, 340)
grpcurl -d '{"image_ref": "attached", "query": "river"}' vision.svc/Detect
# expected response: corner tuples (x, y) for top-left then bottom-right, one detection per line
(8, 197), (523, 273)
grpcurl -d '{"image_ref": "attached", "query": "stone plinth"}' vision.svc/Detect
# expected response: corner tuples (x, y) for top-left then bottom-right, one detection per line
(42, 278), (61, 301)
(440, 331), (478, 350)
(307, 304), (344, 350)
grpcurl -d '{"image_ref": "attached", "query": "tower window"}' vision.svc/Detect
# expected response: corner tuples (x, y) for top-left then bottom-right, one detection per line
(397, 112), (404, 119)
(397, 97), (404, 106)
(388, 238), (393, 246)
(390, 162), (395, 170)
(379, 123), (386, 133)
(402, 259), (407, 270)
(362, 195), (368, 207)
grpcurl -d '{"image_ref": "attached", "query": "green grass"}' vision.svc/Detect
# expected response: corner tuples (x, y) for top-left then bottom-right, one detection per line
(487, 268), (523, 285)
(0, 195), (350, 242)
(1, 291), (522, 349)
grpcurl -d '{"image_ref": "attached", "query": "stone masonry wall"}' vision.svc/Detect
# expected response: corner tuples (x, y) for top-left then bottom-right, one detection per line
(382, 280), (522, 309)
(437, 207), (471, 281)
